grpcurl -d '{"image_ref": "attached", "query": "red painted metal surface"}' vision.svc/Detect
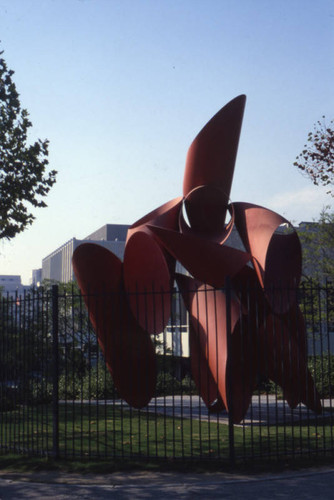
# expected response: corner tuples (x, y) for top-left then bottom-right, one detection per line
(72, 95), (321, 422)
(123, 228), (172, 334)
(257, 311), (321, 413)
(148, 223), (250, 287)
(126, 197), (182, 242)
(72, 243), (156, 408)
(179, 185), (235, 243)
(183, 95), (246, 217)
(123, 197), (182, 333)
(232, 202), (302, 313)
(176, 273), (257, 423)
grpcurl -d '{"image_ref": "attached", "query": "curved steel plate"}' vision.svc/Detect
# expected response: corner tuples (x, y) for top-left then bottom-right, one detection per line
(176, 273), (257, 423)
(257, 311), (321, 413)
(183, 95), (246, 220)
(149, 225), (250, 287)
(232, 202), (302, 313)
(72, 243), (157, 408)
(179, 185), (235, 243)
(123, 229), (172, 334)
(127, 197), (182, 242)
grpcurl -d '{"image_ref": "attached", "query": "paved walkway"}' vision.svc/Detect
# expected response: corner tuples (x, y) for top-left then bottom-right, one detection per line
(0, 467), (334, 499)
(65, 394), (332, 426)
(122, 395), (331, 426)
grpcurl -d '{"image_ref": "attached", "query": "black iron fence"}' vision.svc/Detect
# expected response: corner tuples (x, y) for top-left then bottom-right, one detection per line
(0, 281), (333, 464)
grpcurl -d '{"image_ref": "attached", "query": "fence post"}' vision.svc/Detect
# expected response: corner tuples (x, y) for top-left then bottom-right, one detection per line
(51, 284), (59, 458)
(225, 276), (235, 465)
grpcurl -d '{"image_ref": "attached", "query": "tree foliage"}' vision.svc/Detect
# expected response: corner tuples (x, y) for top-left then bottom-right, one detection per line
(294, 117), (334, 196)
(298, 207), (334, 283)
(0, 50), (57, 240)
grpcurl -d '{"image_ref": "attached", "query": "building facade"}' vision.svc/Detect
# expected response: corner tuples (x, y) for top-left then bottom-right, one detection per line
(0, 275), (30, 297)
(41, 224), (129, 283)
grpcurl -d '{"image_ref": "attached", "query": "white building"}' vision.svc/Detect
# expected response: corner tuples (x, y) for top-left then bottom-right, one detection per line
(41, 224), (129, 283)
(0, 275), (30, 297)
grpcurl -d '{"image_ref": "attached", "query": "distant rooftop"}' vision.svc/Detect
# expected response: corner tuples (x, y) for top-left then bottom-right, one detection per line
(0, 275), (22, 285)
(299, 221), (317, 226)
(84, 224), (129, 242)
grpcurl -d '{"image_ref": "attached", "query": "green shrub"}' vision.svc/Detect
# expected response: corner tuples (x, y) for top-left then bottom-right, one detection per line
(30, 380), (53, 404)
(0, 386), (19, 411)
(155, 372), (182, 396)
(155, 372), (198, 396)
(58, 373), (81, 400)
(181, 374), (198, 395)
(81, 364), (116, 400)
(58, 364), (116, 401)
(308, 353), (334, 397)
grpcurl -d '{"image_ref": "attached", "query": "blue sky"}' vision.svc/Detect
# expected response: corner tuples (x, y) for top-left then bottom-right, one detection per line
(0, 0), (333, 284)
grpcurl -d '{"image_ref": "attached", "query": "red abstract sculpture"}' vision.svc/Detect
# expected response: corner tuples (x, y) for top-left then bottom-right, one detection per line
(73, 95), (322, 422)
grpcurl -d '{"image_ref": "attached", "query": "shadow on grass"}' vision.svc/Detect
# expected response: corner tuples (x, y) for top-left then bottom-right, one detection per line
(0, 452), (334, 477)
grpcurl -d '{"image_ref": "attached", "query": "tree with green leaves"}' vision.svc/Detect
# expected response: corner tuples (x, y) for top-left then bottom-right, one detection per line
(0, 49), (57, 240)
(294, 117), (334, 197)
(298, 208), (334, 283)
(294, 116), (334, 283)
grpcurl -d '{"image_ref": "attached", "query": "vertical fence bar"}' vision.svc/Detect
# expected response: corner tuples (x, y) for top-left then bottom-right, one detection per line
(225, 276), (235, 465)
(325, 280), (333, 451)
(51, 285), (59, 458)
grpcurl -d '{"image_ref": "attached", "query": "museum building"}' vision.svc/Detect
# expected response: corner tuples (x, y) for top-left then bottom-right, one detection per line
(41, 224), (129, 283)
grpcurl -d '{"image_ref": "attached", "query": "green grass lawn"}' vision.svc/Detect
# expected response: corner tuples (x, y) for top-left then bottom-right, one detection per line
(1, 402), (334, 467)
